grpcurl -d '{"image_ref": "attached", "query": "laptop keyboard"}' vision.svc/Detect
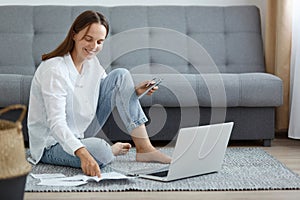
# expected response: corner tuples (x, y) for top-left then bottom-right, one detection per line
(148, 170), (169, 177)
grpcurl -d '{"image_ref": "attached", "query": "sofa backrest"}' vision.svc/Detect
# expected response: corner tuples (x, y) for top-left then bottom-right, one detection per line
(0, 5), (265, 75)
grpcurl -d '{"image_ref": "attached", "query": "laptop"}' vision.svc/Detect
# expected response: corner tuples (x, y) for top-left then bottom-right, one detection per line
(129, 122), (234, 182)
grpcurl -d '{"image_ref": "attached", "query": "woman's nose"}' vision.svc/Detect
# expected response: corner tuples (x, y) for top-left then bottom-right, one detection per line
(90, 41), (98, 49)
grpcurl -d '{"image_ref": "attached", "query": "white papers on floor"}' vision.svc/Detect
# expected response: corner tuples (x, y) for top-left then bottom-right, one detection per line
(30, 172), (133, 187)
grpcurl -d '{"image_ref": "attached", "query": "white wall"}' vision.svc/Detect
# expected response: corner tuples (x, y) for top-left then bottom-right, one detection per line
(0, 0), (266, 37)
(0, 0), (266, 11)
(0, 0), (264, 7)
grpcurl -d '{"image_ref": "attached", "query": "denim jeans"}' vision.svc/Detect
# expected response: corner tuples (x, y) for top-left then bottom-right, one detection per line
(40, 137), (114, 168)
(86, 68), (148, 137)
(40, 68), (148, 168)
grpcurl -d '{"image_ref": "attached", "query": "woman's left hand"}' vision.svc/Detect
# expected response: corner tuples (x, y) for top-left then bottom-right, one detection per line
(135, 80), (158, 97)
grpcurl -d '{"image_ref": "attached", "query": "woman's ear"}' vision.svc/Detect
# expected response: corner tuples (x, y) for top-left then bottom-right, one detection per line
(72, 31), (77, 40)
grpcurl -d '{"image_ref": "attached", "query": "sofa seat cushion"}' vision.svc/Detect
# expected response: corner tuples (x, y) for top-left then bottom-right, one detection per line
(133, 73), (283, 108)
(0, 73), (282, 109)
(0, 74), (32, 107)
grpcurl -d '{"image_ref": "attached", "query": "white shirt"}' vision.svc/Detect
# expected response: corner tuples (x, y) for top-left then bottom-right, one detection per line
(27, 53), (107, 164)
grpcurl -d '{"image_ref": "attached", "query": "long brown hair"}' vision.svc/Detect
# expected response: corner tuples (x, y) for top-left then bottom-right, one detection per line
(42, 10), (109, 61)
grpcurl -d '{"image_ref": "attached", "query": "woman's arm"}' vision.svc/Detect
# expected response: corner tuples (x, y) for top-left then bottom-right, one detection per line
(75, 147), (101, 177)
(40, 68), (83, 155)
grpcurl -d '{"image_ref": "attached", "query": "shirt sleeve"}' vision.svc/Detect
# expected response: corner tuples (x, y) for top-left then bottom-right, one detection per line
(40, 67), (84, 156)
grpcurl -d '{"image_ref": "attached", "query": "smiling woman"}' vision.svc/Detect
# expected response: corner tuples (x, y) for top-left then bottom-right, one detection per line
(27, 10), (171, 178)
(41, 10), (109, 61)
(71, 23), (107, 73)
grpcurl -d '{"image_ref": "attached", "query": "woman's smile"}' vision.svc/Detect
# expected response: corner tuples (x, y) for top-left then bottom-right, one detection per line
(84, 47), (97, 56)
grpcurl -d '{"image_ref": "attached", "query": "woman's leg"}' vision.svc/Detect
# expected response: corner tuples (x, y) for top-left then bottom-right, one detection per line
(96, 68), (171, 163)
(131, 124), (171, 164)
(40, 138), (116, 168)
(95, 68), (148, 135)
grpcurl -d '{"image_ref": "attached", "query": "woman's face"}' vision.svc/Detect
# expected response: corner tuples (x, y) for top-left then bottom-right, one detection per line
(72, 22), (107, 61)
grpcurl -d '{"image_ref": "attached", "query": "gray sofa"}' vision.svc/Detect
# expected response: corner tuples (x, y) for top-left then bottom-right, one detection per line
(0, 5), (282, 146)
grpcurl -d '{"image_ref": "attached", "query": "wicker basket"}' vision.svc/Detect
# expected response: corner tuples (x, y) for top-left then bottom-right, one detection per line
(0, 104), (31, 179)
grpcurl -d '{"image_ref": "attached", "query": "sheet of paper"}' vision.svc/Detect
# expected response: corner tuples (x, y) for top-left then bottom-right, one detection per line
(99, 172), (132, 181)
(30, 173), (66, 179)
(31, 172), (133, 187)
(38, 179), (87, 187)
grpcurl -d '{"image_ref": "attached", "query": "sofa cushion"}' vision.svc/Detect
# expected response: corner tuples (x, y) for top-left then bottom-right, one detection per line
(132, 73), (283, 108)
(0, 6), (35, 75)
(95, 6), (265, 74)
(0, 5), (265, 75)
(0, 75), (32, 107)
(0, 72), (282, 109)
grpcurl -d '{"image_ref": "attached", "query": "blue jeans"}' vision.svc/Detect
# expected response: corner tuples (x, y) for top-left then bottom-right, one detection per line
(41, 68), (148, 168)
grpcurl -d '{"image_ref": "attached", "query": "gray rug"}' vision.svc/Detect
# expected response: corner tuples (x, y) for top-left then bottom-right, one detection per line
(25, 147), (300, 192)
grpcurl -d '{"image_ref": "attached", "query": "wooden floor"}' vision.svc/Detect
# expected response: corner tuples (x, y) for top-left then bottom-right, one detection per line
(24, 136), (300, 200)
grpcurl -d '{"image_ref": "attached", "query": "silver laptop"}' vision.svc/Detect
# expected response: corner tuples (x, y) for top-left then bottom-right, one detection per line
(129, 122), (234, 182)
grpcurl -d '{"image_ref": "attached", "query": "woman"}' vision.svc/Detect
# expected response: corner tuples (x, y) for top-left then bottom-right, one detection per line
(28, 10), (171, 178)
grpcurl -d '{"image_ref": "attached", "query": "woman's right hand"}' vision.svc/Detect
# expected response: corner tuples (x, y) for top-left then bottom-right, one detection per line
(75, 147), (101, 178)
(135, 80), (158, 96)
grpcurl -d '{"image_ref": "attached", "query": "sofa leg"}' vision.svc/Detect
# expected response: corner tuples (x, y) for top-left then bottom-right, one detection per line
(263, 139), (271, 147)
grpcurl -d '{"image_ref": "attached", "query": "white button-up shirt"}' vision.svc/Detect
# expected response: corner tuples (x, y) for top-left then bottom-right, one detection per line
(27, 53), (107, 164)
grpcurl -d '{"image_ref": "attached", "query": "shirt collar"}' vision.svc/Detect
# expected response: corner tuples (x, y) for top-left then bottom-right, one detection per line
(64, 53), (79, 76)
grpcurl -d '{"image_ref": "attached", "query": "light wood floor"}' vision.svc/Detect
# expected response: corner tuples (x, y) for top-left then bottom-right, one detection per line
(24, 136), (300, 200)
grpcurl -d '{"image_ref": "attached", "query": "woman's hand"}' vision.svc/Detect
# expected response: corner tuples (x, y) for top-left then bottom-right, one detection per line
(75, 147), (101, 178)
(135, 79), (159, 97)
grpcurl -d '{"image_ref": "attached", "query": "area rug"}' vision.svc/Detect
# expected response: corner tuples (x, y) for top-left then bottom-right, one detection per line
(25, 147), (300, 192)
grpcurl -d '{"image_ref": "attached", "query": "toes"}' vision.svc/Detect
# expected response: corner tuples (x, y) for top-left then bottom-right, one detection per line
(120, 143), (131, 154)
(112, 142), (131, 156)
(123, 143), (132, 150)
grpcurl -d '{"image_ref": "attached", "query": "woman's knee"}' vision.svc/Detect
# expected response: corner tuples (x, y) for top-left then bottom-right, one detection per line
(110, 68), (132, 83)
(111, 68), (130, 77)
(82, 138), (114, 166)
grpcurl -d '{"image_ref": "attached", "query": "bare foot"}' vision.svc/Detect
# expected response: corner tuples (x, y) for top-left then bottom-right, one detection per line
(111, 142), (132, 156)
(136, 148), (172, 164)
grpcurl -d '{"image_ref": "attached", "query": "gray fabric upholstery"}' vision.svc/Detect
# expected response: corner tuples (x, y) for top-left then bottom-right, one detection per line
(0, 5), (283, 146)
(0, 75), (32, 106)
(132, 73), (282, 107)
(101, 107), (275, 144)
(0, 7), (35, 75)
